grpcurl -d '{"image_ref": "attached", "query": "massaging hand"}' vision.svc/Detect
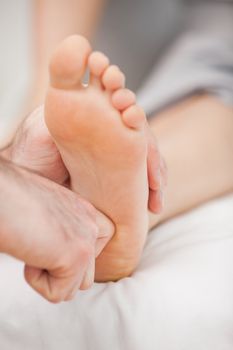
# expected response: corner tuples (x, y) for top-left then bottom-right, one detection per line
(1, 105), (165, 297)
(5, 106), (166, 212)
(0, 160), (113, 303)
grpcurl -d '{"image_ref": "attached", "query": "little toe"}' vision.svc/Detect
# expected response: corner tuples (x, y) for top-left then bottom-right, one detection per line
(112, 89), (136, 111)
(102, 65), (125, 91)
(49, 35), (91, 90)
(88, 51), (109, 87)
(122, 105), (146, 129)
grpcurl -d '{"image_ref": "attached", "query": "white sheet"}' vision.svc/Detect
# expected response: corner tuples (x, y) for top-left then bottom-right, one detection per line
(0, 194), (232, 350)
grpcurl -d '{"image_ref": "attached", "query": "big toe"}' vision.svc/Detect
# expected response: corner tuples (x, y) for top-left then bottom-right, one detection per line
(49, 35), (91, 90)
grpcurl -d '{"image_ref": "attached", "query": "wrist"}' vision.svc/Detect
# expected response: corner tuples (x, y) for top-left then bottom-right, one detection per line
(0, 159), (36, 256)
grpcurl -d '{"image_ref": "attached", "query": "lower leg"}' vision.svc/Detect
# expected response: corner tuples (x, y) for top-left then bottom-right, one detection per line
(148, 95), (233, 230)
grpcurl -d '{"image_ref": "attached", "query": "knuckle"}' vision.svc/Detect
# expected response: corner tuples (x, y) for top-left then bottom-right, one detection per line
(58, 240), (93, 273)
(80, 279), (93, 291)
(47, 293), (64, 304)
(45, 280), (68, 304)
(56, 252), (74, 273)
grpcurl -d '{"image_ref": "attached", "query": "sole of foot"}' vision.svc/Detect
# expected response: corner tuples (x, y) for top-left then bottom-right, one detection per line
(45, 35), (149, 281)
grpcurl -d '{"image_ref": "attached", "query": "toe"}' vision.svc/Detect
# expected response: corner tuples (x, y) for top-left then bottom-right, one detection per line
(112, 89), (136, 111)
(49, 35), (91, 90)
(102, 65), (125, 91)
(88, 51), (110, 88)
(122, 105), (146, 129)
(88, 51), (109, 77)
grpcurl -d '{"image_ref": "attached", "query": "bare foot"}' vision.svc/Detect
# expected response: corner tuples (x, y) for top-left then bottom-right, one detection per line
(45, 35), (149, 281)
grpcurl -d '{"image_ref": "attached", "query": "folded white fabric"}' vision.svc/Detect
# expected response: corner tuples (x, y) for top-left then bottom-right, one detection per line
(0, 194), (232, 350)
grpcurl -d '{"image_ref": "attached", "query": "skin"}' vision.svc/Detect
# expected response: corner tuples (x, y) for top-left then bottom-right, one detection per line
(28, 0), (232, 223)
(149, 94), (233, 228)
(4, 93), (233, 287)
(45, 35), (152, 281)
(2, 0), (232, 291)
(20, 0), (163, 213)
(0, 157), (114, 303)
(2, 56), (164, 283)
(5, 94), (233, 230)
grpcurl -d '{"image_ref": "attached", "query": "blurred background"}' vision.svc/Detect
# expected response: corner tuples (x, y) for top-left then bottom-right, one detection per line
(0, 1), (32, 146)
(0, 0), (185, 147)
(0, 0), (233, 147)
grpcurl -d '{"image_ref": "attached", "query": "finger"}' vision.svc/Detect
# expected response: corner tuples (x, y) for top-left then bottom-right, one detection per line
(148, 189), (164, 214)
(160, 156), (168, 187)
(24, 265), (83, 303)
(64, 291), (77, 302)
(147, 143), (167, 192)
(147, 135), (161, 191)
(147, 152), (160, 191)
(94, 210), (115, 257)
(24, 265), (66, 303)
(11, 105), (69, 186)
(64, 255), (95, 301)
(64, 263), (95, 302)
(95, 236), (112, 258)
(79, 254), (95, 290)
